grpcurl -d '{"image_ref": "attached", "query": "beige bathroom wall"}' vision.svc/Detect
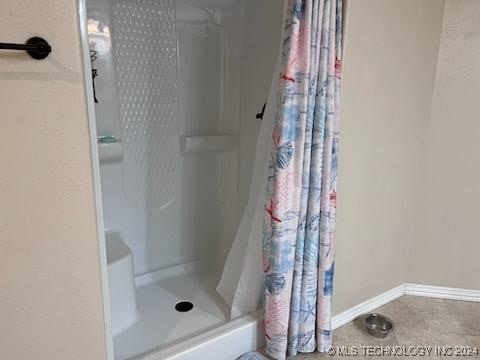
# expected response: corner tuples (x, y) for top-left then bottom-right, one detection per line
(333, 0), (445, 314)
(408, 0), (480, 290)
(0, 1), (108, 359)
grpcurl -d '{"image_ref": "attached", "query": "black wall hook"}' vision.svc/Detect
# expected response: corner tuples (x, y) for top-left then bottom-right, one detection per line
(0, 37), (52, 60)
(256, 102), (267, 120)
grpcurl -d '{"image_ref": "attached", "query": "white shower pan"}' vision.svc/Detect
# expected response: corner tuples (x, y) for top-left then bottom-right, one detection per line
(104, 232), (263, 360)
(113, 259), (263, 360)
(105, 237), (264, 360)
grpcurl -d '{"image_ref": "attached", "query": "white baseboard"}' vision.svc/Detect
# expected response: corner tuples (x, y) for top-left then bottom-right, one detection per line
(405, 283), (480, 302)
(332, 284), (405, 330)
(332, 283), (480, 331)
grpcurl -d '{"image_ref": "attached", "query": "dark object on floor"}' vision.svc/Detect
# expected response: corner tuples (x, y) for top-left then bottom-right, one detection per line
(175, 301), (193, 312)
(363, 313), (394, 338)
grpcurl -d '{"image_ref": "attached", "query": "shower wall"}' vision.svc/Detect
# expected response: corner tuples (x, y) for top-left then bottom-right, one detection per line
(236, 0), (284, 215)
(88, 0), (283, 276)
(89, 0), (244, 275)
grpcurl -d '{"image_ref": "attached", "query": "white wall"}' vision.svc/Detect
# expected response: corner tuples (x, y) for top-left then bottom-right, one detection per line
(0, 0), (108, 359)
(333, 0), (445, 314)
(408, 0), (480, 290)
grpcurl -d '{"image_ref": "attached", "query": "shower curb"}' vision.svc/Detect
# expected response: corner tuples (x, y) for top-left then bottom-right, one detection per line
(140, 310), (264, 360)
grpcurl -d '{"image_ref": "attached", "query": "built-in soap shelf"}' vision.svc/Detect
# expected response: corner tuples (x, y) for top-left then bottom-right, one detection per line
(98, 136), (123, 164)
(97, 134), (236, 163)
(180, 134), (237, 154)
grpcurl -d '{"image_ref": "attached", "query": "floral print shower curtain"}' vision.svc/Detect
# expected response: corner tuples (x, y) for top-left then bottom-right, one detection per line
(262, 0), (343, 359)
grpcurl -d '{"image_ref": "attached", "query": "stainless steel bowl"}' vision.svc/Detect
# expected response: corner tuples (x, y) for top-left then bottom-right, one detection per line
(362, 313), (394, 338)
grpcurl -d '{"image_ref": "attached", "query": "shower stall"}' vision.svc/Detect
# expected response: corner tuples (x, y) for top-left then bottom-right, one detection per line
(84, 0), (283, 358)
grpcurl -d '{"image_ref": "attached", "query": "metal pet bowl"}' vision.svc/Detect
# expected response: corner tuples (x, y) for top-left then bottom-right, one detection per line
(362, 313), (394, 338)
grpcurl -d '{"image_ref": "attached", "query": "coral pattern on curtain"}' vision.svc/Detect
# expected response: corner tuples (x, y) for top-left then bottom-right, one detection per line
(262, 0), (343, 359)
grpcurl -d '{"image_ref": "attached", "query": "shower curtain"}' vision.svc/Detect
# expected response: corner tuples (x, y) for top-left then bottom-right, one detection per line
(218, 0), (343, 358)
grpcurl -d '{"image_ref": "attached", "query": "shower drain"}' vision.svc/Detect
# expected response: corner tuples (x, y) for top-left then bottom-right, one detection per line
(175, 301), (194, 312)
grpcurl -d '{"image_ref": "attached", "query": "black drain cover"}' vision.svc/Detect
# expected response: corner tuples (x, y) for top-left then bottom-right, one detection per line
(175, 301), (193, 312)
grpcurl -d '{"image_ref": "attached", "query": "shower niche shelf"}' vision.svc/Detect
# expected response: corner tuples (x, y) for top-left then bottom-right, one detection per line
(181, 134), (237, 154)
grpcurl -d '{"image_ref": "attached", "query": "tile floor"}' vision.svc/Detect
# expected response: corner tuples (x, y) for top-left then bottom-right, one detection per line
(266, 296), (480, 359)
